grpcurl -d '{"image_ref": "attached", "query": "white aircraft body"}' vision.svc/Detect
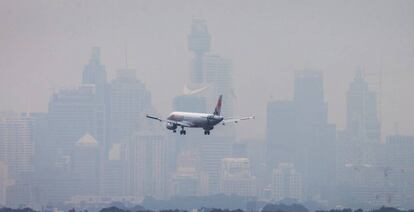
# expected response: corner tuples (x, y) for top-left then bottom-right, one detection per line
(146, 95), (254, 135)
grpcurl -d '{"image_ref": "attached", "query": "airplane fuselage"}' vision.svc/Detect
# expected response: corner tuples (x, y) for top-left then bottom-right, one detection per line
(167, 111), (224, 130)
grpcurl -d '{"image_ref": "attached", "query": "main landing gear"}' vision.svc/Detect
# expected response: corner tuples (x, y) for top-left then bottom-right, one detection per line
(179, 126), (186, 135)
(204, 130), (210, 135)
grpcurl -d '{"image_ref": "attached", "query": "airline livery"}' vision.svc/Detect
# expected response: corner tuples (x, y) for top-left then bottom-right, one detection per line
(146, 95), (254, 135)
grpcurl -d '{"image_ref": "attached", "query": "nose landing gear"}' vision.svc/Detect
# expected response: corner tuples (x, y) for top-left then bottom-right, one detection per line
(204, 130), (210, 135)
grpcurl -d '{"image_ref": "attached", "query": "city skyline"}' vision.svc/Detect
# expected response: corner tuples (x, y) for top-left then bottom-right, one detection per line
(1, 1), (414, 139)
(1, 0), (414, 210)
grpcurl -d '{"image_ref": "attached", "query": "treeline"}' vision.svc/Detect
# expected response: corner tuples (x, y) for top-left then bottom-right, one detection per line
(1, 205), (414, 212)
(316, 207), (414, 212)
(0, 208), (36, 212)
(97, 205), (414, 212)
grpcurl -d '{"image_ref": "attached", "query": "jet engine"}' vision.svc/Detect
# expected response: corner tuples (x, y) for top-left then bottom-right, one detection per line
(166, 122), (177, 130)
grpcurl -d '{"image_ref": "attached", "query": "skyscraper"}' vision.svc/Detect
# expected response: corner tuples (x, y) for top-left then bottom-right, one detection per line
(82, 47), (108, 103)
(170, 151), (208, 197)
(266, 100), (296, 169)
(219, 158), (256, 197)
(0, 112), (35, 207)
(71, 133), (100, 196)
(0, 161), (8, 206)
(266, 71), (336, 201)
(337, 70), (382, 176)
(346, 70), (381, 143)
(203, 55), (234, 118)
(199, 137), (232, 194)
(271, 163), (303, 202)
(101, 143), (124, 197)
(173, 95), (206, 113)
(108, 69), (151, 144)
(48, 85), (106, 156)
(123, 131), (167, 199)
(385, 135), (414, 206)
(0, 112), (34, 178)
(82, 47), (107, 87)
(188, 18), (211, 83)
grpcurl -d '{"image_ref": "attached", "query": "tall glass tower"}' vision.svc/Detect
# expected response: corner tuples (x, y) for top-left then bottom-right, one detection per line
(188, 18), (211, 83)
(346, 70), (381, 143)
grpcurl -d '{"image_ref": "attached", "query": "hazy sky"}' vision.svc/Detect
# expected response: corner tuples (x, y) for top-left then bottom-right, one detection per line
(1, 0), (413, 139)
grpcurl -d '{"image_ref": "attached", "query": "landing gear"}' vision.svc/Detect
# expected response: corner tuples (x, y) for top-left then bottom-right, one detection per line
(204, 130), (210, 135)
(173, 129), (176, 133)
(179, 126), (186, 135)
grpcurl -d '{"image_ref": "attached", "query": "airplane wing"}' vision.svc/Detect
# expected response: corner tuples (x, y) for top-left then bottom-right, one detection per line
(146, 115), (192, 127)
(222, 116), (255, 125)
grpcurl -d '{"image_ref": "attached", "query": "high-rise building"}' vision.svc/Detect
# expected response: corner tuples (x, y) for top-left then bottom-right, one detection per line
(71, 133), (100, 196)
(188, 18), (211, 83)
(203, 55), (234, 118)
(266, 100), (296, 169)
(123, 131), (167, 199)
(82, 47), (107, 87)
(108, 69), (151, 144)
(82, 47), (108, 104)
(294, 71), (336, 201)
(346, 70), (380, 143)
(101, 143), (124, 197)
(266, 71), (336, 201)
(0, 161), (8, 206)
(0, 112), (34, 177)
(271, 163), (303, 202)
(170, 151), (208, 197)
(219, 158), (256, 197)
(48, 85), (106, 156)
(385, 135), (414, 207)
(0, 112), (35, 207)
(30, 112), (51, 171)
(199, 137), (232, 194)
(173, 95), (206, 113)
(336, 163), (401, 208)
(337, 71), (382, 183)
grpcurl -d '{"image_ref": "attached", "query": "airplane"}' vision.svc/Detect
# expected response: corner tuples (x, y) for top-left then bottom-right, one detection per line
(146, 95), (254, 135)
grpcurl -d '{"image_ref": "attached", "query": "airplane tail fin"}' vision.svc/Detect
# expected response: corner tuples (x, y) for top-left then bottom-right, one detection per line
(213, 95), (223, 116)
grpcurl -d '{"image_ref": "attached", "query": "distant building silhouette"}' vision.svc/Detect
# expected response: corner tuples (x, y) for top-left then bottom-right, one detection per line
(101, 143), (124, 197)
(337, 70), (382, 190)
(271, 163), (302, 202)
(266, 71), (336, 201)
(48, 85), (106, 156)
(170, 151), (208, 197)
(346, 70), (381, 143)
(0, 112), (35, 207)
(0, 161), (8, 206)
(123, 131), (167, 199)
(108, 69), (151, 144)
(82, 47), (107, 86)
(203, 55), (234, 118)
(188, 18), (211, 83)
(0, 112), (33, 177)
(219, 157), (256, 197)
(385, 135), (414, 206)
(71, 133), (100, 196)
(199, 137), (232, 194)
(173, 95), (207, 113)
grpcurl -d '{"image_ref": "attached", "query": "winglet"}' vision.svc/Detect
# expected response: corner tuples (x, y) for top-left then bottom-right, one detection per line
(213, 95), (223, 116)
